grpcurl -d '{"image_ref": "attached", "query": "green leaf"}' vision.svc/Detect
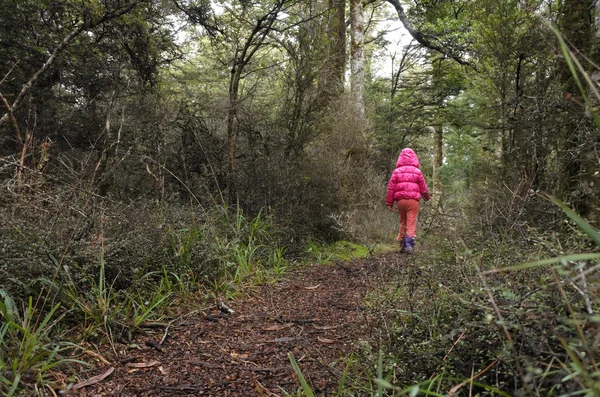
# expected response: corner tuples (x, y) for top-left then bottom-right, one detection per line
(6, 373), (20, 397)
(288, 353), (315, 397)
(482, 253), (600, 274)
(374, 378), (396, 389)
(548, 196), (600, 247)
(410, 385), (420, 396)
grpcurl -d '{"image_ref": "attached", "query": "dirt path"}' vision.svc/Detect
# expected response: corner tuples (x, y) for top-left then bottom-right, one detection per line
(77, 253), (403, 396)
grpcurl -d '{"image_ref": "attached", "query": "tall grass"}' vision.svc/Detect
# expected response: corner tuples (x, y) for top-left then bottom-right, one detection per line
(43, 249), (171, 342)
(0, 290), (84, 396)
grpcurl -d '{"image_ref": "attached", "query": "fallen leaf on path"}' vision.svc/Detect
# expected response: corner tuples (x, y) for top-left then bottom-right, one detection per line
(314, 325), (342, 330)
(126, 360), (160, 368)
(262, 324), (290, 331)
(272, 337), (297, 343)
(303, 284), (321, 290)
(72, 367), (115, 390)
(230, 352), (249, 359)
(317, 337), (337, 344)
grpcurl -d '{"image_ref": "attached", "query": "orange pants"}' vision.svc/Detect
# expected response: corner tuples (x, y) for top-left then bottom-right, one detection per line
(396, 199), (419, 240)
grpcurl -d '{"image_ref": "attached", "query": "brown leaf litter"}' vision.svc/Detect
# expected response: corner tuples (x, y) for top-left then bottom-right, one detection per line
(72, 253), (405, 396)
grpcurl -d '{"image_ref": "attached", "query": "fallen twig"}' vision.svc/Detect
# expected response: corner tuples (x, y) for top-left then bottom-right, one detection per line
(72, 367), (115, 390)
(158, 385), (204, 392)
(126, 361), (160, 369)
(447, 360), (499, 397)
(160, 323), (170, 346)
(276, 316), (315, 324)
(139, 322), (169, 329)
(84, 349), (111, 365)
(429, 332), (465, 380)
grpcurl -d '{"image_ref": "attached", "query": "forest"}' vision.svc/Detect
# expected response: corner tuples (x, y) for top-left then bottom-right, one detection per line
(1, 0), (600, 395)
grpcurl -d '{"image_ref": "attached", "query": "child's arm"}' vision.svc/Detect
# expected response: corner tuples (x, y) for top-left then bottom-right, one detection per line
(385, 172), (397, 207)
(419, 174), (430, 201)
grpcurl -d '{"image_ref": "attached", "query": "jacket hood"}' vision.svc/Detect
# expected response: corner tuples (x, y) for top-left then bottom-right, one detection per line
(396, 148), (420, 168)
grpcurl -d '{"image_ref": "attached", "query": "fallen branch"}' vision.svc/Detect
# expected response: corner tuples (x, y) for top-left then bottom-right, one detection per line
(72, 367), (115, 390)
(160, 323), (170, 346)
(126, 361), (160, 368)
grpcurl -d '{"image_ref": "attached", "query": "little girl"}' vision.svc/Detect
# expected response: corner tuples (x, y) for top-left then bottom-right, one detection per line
(385, 148), (430, 252)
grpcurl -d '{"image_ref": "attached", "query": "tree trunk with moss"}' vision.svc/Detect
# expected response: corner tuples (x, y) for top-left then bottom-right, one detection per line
(350, 0), (365, 118)
(324, 0), (345, 98)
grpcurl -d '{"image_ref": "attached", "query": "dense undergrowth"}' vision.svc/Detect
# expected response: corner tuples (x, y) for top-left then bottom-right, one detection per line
(0, 188), (381, 395)
(2, 186), (600, 397)
(300, 195), (600, 397)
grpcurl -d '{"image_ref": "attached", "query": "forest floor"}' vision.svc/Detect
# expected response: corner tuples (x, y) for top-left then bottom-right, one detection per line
(74, 252), (404, 396)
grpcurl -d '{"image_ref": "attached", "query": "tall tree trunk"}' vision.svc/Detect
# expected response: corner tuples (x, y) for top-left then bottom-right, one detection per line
(432, 124), (443, 211)
(326, 0), (345, 97)
(227, 58), (242, 202)
(350, 0), (365, 117)
(224, 0), (288, 203)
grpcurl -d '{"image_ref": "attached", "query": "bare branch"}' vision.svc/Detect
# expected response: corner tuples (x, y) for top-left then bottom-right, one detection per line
(385, 0), (473, 67)
(0, 92), (22, 146)
(0, 2), (140, 127)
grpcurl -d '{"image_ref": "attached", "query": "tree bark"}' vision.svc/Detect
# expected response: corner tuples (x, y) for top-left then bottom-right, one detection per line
(350, 0), (365, 117)
(0, 92), (22, 149)
(326, 0), (346, 96)
(432, 124), (443, 211)
(227, 58), (242, 201)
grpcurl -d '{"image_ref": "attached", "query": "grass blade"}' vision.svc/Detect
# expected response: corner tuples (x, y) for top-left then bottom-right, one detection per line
(482, 253), (600, 274)
(547, 196), (600, 247)
(288, 353), (315, 397)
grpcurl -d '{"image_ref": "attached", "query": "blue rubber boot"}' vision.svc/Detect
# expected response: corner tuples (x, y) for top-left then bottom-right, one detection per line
(398, 236), (406, 252)
(405, 236), (415, 253)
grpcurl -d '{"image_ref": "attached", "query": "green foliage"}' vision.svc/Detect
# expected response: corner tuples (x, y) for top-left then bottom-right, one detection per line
(482, 198), (600, 395)
(216, 205), (289, 286)
(0, 290), (84, 396)
(351, 195), (600, 396)
(160, 204), (291, 295)
(288, 353), (316, 397)
(42, 248), (171, 341)
(305, 240), (370, 264)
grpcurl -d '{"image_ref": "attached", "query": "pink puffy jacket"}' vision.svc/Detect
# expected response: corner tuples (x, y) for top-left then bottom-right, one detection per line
(385, 148), (430, 205)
